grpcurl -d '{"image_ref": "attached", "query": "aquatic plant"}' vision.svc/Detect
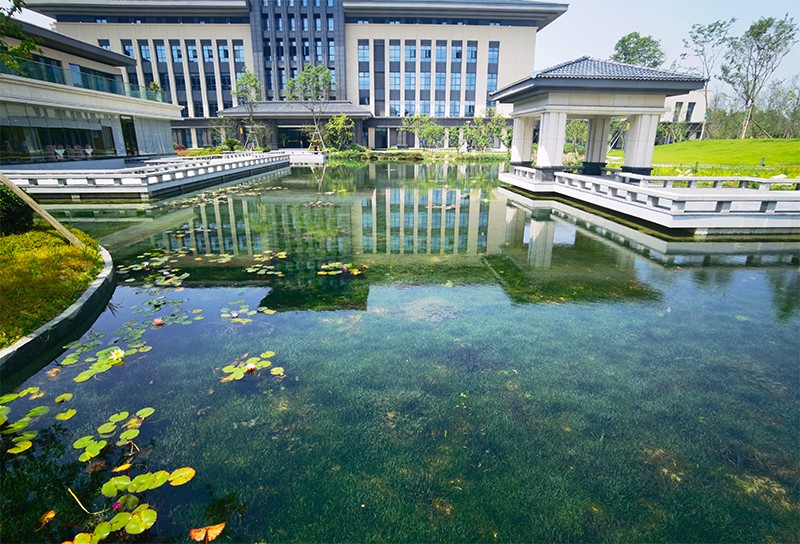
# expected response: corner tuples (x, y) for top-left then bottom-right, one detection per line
(220, 351), (280, 382)
(317, 262), (367, 276)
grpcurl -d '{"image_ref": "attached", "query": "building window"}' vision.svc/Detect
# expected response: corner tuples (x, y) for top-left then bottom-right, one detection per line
(450, 73), (461, 91)
(220, 73), (231, 90)
(263, 17), (270, 31)
(421, 43), (431, 61)
(123, 42), (135, 58)
(174, 73), (186, 90)
(435, 72), (446, 91)
(171, 44), (182, 62)
(156, 44), (166, 63)
(488, 43), (499, 64)
(420, 72), (430, 90)
(202, 44), (214, 62)
(187, 44), (198, 63)
(389, 43), (400, 62)
(315, 15), (321, 32)
(315, 39), (322, 59)
(139, 43), (150, 62)
(302, 15), (308, 31)
(219, 44), (229, 62)
(467, 44), (477, 63)
(465, 101), (474, 116)
(159, 72), (170, 91)
(436, 43), (447, 62)
(405, 43), (416, 62)
(389, 100), (400, 116)
(234, 43), (245, 63)
(358, 42), (369, 62)
(451, 43), (462, 62)
(359, 71), (370, 91)
(290, 39), (297, 61)
(404, 100), (415, 116)
(685, 102), (696, 122)
(420, 100), (430, 115)
(389, 72), (400, 90)
(96, 18), (107, 23)
(98, 39), (111, 50)
(487, 72), (497, 93)
(276, 39), (284, 61)
(303, 39), (310, 61)
(190, 73), (202, 90)
(276, 15), (283, 31)
(289, 15), (296, 31)
(327, 15), (334, 32)
(405, 72), (415, 90)
(450, 101), (460, 117)
(206, 74), (217, 90)
(193, 101), (204, 117)
(465, 72), (476, 91)
(328, 39), (335, 62)
(435, 100), (445, 117)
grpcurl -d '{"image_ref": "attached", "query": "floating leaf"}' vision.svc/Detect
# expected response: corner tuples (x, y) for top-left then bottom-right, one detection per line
(0, 406), (10, 426)
(55, 393), (73, 404)
(61, 353), (80, 366)
(74, 532), (92, 544)
(7, 440), (33, 454)
(109, 512), (132, 531)
(124, 515), (145, 535)
(136, 407), (155, 419)
(74, 370), (95, 383)
(73, 436), (94, 449)
(101, 480), (119, 498)
(260, 351), (276, 359)
(26, 406), (50, 418)
(93, 521), (112, 540)
(270, 367), (285, 376)
(118, 494), (139, 510)
(150, 470), (170, 489)
(190, 521), (226, 543)
(97, 422), (117, 435)
(139, 508), (157, 528)
(56, 409), (77, 421)
(168, 467), (196, 486)
(129, 473), (155, 493)
(3, 417), (31, 434)
(119, 429), (140, 442)
(109, 411), (130, 423)
(18, 387), (39, 397)
(112, 462), (132, 473)
(0, 393), (18, 404)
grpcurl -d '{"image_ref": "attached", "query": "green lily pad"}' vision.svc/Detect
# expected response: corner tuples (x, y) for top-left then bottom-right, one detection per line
(129, 473), (154, 493)
(136, 407), (155, 419)
(73, 435), (94, 449)
(139, 508), (157, 528)
(101, 480), (119, 498)
(3, 417), (31, 434)
(0, 393), (18, 404)
(168, 467), (196, 486)
(222, 365), (237, 373)
(73, 532), (92, 544)
(93, 521), (112, 540)
(109, 512), (132, 532)
(118, 494), (139, 510)
(124, 515), (145, 535)
(0, 406), (8, 426)
(97, 422), (117, 435)
(118, 429), (140, 442)
(61, 353), (80, 366)
(18, 387), (39, 397)
(55, 393), (73, 404)
(260, 351), (276, 359)
(150, 470), (170, 489)
(138, 345), (153, 352)
(74, 370), (96, 383)
(7, 440), (33, 454)
(13, 430), (37, 442)
(55, 409), (77, 421)
(26, 406), (50, 418)
(108, 411), (130, 423)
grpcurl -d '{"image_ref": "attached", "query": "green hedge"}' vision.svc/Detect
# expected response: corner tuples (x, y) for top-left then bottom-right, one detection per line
(0, 185), (34, 236)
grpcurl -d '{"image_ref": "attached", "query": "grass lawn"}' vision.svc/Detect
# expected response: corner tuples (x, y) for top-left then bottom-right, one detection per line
(0, 224), (102, 349)
(607, 139), (800, 176)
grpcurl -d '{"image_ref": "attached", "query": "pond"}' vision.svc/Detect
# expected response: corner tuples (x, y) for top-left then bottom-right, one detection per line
(2, 163), (799, 543)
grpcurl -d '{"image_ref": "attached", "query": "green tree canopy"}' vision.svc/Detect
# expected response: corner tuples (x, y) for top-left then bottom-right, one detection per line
(234, 68), (264, 147)
(1, 1), (41, 74)
(401, 114), (444, 149)
(610, 32), (666, 68)
(720, 14), (798, 139)
(286, 64), (333, 149)
(324, 114), (354, 151)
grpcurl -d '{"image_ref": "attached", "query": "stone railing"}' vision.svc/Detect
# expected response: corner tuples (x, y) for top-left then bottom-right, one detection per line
(614, 172), (799, 191)
(6, 153), (288, 189)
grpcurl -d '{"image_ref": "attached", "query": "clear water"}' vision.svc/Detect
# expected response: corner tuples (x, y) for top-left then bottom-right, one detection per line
(2, 164), (799, 543)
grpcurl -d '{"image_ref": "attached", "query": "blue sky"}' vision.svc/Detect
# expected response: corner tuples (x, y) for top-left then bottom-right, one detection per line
(535, 0), (799, 88)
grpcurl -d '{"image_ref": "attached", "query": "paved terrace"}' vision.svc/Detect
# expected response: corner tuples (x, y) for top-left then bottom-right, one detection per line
(501, 166), (800, 236)
(2, 152), (291, 202)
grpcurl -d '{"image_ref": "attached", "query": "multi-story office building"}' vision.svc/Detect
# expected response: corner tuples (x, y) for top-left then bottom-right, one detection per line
(27, 0), (567, 149)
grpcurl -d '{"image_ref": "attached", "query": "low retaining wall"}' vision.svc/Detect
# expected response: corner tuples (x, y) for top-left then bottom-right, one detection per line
(0, 246), (115, 381)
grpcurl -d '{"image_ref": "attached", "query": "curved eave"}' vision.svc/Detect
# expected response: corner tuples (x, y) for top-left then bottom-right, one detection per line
(492, 77), (706, 102)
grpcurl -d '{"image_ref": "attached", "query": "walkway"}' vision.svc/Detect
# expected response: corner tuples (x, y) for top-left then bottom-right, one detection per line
(501, 166), (800, 236)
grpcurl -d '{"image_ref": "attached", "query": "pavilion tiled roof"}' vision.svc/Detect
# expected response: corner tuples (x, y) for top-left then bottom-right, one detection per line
(533, 56), (704, 82)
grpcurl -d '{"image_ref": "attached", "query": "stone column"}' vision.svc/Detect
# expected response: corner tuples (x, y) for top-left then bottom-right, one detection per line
(527, 218), (554, 268)
(535, 111), (567, 180)
(583, 117), (611, 175)
(510, 116), (535, 165)
(623, 113), (660, 175)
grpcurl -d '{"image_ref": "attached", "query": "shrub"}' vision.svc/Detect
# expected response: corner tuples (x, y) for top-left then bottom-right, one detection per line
(0, 185), (34, 236)
(224, 139), (240, 151)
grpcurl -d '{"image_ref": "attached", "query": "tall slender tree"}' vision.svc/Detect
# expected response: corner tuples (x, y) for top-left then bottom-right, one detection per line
(286, 64), (333, 150)
(682, 18), (735, 140)
(234, 69), (264, 147)
(720, 14), (798, 139)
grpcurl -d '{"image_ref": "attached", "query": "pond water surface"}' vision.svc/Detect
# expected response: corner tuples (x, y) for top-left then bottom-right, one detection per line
(2, 164), (799, 543)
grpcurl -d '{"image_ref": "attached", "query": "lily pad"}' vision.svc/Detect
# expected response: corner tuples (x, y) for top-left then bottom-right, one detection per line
(119, 429), (140, 442)
(109, 411), (130, 423)
(0, 393), (18, 404)
(74, 370), (96, 383)
(7, 440), (33, 454)
(55, 393), (73, 404)
(3, 417), (31, 434)
(97, 422), (117, 435)
(55, 409), (77, 421)
(270, 367), (285, 376)
(73, 435), (95, 449)
(139, 508), (157, 528)
(124, 515), (145, 535)
(151, 470), (170, 489)
(109, 512), (132, 532)
(61, 353), (80, 366)
(26, 406), (50, 418)
(168, 467), (196, 486)
(136, 407), (155, 419)
(93, 521), (112, 540)
(101, 480), (119, 498)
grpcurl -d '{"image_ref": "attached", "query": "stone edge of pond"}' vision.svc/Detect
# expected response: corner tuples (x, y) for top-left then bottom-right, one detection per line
(0, 246), (115, 375)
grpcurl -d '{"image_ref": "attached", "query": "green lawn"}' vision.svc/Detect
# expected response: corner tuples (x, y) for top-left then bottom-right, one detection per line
(607, 139), (800, 177)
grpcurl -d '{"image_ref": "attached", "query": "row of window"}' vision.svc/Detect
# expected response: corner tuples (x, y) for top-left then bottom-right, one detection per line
(264, 68), (336, 91)
(264, 14), (334, 32)
(387, 100), (476, 117)
(265, 38), (334, 63)
(375, 72), (481, 92)
(369, 42), (488, 64)
(264, 0), (333, 7)
(113, 40), (246, 64)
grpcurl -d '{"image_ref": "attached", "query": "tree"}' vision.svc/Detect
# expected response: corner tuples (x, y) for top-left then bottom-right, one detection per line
(720, 14), (799, 139)
(324, 113), (354, 150)
(682, 18), (735, 140)
(401, 114), (444, 149)
(461, 109), (509, 151)
(234, 68), (263, 147)
(564, 120), (587, 153)
(1, 0), (41, 74)
(610, 32), (666, 68)
(286, 64), (333, 150)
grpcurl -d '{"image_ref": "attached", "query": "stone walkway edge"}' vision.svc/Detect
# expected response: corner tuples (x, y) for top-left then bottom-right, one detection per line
(0, 245), (115, 375)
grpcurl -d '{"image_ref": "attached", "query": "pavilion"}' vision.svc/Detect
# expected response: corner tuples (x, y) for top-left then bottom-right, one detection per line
(491, 56), (706, 179)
